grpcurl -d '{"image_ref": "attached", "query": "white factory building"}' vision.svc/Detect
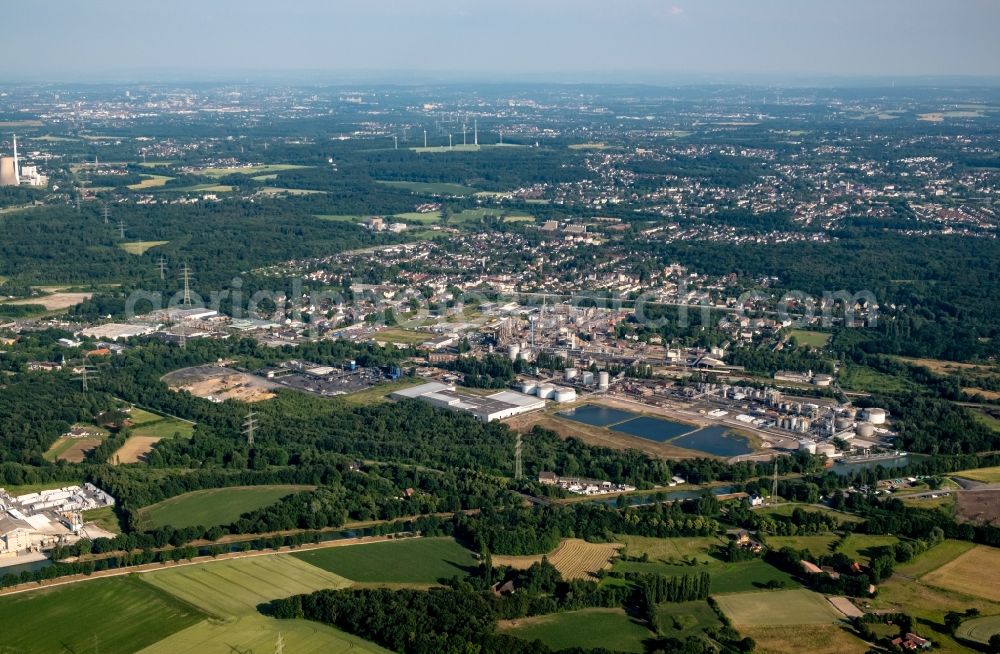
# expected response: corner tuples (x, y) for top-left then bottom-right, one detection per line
(390, 382), (546, 422)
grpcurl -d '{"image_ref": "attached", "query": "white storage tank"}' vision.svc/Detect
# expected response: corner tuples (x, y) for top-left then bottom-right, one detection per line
(598, 371), (610, 390)
(816, 443), (837, 457)
(835, 417), (853, 431)
(564, 367), (578, 381)
(856, 422), (876, 438)
(508, 344), (520, 362)
(554, 387), (577, 403)
(535, 384), (555, 400)
(864, 408), (887, 425)
(798, 439), (817, 454)
(581, 371), (594, 385)
(519, 380), (537, 395)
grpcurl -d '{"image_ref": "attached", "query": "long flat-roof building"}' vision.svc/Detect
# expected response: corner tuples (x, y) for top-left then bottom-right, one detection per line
(390, 382), (545, 422)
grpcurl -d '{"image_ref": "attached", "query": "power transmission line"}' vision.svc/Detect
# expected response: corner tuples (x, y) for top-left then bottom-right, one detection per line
(243, 410), (258, 448)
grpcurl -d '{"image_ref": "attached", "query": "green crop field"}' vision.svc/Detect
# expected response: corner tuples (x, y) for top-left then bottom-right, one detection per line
(137, 484), (314, 529)
(139, 613), (392, 654)
(142, 555), (351, 617)
(129, 408), (165, 425)
(339, 377), (423, 406)
(0, 576), (204, 654)
(955, 465), (1000, 483)
(500, 608), (649, 652)
(613, 557), (798, 594)
(788, 329), (831, 348)
(316, 214), (365, 223)
(83, 505), (123, 533)
(377, 180), (477, 195)
(293, 537), (478, 584)
(761, 502), (863, 524)
(896, 539), (977, 578)
(656, 600), (723, 639)
(714, 589), (842, 627)
(956, 614), (1000, 645)
(119, 240), (170, 255)
(838, 534), (899, 563)
(132, 417), (195, 439)
(138, 555), (391, 654)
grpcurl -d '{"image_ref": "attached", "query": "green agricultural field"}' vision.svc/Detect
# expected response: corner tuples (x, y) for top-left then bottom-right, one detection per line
(714, 589), (842, 627)
(973, 410), (1000, 433)
(956, 614), (1000, 645)
(119, 240), (170, 255)
(338, 377), (423, 406)
(142, 555), (351, 617)
(838, 534), (899, 563)
(656, 600), (723, 639)
(613, 557), (798, 594)
(394, 210), (442, 223)
(954, 465), (1000, 483)
(132, 417), (195, 439)
(0, 576), (204, 654)
(377, 180), (477, 195)
(616, 535), (720, 563)
(129, 407), (164, 424)
(787, 330), (831, 348)
(139, 555), (391, 654)
(292, 537), (478, 584)
(761, 502), (864, 524)
(201, 163), (310, 178)
(500, 608), (649, 653)
(895, 539), (976, 578)
(128, 174), (173, 190)
(139, 613), (392, 654)
(138, 484), (314, 529)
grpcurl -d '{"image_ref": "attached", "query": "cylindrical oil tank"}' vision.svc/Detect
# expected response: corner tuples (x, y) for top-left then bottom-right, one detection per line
(865, 408), (887, 425)
(520, 380), (537, 395)
(508, 344), (520, 361)
(535, 384), (555, 400)
(816, 443), (837, 457)
(554, 387), (577, 403)
(835, 417), (852, 431)
(798, 439), (817, 454)
(598, 371), (610, 390)
(564, 367), (578, 381)
(857, 422), (876, 438)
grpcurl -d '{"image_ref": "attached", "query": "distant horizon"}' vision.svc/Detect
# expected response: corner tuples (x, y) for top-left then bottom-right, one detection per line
(3, 70), (1000, 88)
(4, 0), (999, 82)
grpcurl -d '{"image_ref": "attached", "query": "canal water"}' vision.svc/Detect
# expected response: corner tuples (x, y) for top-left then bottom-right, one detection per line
(557, 404), (753, 456)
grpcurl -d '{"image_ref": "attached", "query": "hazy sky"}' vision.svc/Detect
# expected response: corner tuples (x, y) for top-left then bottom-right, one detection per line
(5, 0), (999, 81)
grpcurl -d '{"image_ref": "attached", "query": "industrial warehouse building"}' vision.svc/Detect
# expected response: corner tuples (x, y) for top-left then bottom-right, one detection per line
(390, 382), (546, 422)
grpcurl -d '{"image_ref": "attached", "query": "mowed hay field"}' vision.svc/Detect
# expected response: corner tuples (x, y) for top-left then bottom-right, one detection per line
(955, 466), (1000, 483)
(293, 537), (478, 584)
(0, 576), (204, 654)
(141, 555), (351, 617)
(138, 555), (391, 654)
(499, 608), (649, 653)
(137, 484), (314, 529)
(956, 615), (1000, 645)
(44, 435), (103, 462)
(742, 625), (870, 654)
(120, 240), (170, 254)
(492, 538), (623, 580)
(714, 589), (843, 627)
(922, 545), (1000, 601)
(114, 435), (164, 463)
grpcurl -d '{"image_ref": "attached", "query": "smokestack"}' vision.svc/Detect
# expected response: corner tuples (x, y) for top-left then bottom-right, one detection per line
(474, 120), (478, 146)
(12, 134), (19, 185)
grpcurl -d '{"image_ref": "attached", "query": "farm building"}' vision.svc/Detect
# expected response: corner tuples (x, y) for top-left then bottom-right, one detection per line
(390, 382), (545, 422)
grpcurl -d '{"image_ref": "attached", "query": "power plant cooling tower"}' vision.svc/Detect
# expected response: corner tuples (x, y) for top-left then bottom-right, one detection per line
(0, 157), (17, 186)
